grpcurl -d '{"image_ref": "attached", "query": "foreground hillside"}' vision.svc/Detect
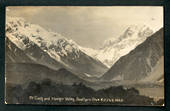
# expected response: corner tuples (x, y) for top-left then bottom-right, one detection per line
(6, 79), (163, 106)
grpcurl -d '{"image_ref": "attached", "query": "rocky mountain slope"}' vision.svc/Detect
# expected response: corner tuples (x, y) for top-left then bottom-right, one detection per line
(6, 16), (108, 77)
(101, 28), (163, 82)
(6, 63), (89, 86)
(82, 25), (153, 67)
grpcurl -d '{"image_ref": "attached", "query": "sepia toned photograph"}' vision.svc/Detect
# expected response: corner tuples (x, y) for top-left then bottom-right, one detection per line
(5, 6), (164, 106)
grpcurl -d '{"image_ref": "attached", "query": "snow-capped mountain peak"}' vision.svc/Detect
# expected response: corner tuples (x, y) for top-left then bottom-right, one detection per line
(6, 16), (156, 76)
(6, 16), (108, 77)
(103, 25), (153, 48)
(98, 25), (153, 67)
(6, 16), (65, 41)
(81, 25), (154, 67)
(6, 16), (82, 60)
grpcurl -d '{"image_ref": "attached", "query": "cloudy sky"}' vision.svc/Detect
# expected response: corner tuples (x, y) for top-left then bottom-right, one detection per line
(6, 6), (163, 49)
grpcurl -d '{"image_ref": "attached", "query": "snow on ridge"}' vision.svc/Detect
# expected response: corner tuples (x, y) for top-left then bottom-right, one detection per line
(102, 25), (153, 48)
(6, 16), (66, 62)
(76, 25), (154, 68)
(6, 16), (155, 68)
(6, 16), (65, 44)
(79, 47), (98, 57)
(84, 73), (92, 77)
(82, 24), (154, 67)
(78, 46), (106, 65)
(6, 33), (26, 50)
(6, 16), (95, 64)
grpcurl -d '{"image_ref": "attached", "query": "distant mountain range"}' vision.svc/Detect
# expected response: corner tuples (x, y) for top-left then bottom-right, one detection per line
(6, 17), (108, 78)
(82, 25), (154, 67)
(5, 16), (163, 88)
(101, 28), (163, 84)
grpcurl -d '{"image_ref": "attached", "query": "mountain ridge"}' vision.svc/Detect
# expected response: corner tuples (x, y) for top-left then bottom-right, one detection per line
(5, 63), (89, 86)
(82, 25), (154, 67)
(101, 28), (163, 82)
(6, 16), (108, 77)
